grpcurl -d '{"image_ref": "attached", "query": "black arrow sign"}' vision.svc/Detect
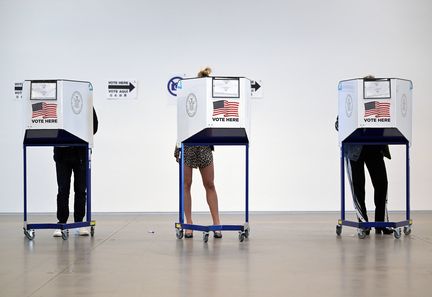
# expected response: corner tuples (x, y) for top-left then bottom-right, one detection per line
(251, 81), (261, 92)
(109, 82), (135, 92)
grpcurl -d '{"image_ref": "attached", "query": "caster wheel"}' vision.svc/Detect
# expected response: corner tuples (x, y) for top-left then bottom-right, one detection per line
(357, 229), (367, 239)
(90, 226), (95, 237)
(24, 229), (35, 240)
(244, 228), (250, 238)
(203, 232), (209, 243)
(61, 230), (69, 240)
(239, 232), (246, 242)
(403, 226), (411, 235)
(336, 225), (342, 236)
(393, 228), (402, 239)
(176, 229), (184, 239)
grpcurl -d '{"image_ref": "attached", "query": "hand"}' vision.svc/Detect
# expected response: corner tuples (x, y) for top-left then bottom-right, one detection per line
(174, 147), (180, 163)
(335, 116), (339, 131)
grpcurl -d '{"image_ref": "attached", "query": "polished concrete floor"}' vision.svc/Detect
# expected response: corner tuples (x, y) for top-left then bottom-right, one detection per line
(1, 212), (431, 297)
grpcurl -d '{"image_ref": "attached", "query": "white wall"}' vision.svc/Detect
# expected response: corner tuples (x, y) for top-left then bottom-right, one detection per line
(1, 0), (431, 213)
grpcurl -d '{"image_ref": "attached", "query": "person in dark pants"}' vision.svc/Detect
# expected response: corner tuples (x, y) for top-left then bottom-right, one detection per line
(53, 109), (98, 237)
(336, 115), (392, 235)
(345, 144), (392, 235)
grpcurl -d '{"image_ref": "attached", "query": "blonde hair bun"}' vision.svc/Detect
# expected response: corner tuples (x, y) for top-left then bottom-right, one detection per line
(197, 67), (212, 77)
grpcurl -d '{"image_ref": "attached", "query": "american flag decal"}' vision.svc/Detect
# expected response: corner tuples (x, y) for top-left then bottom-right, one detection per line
(364, 101), (390, 118)
(212, 100), (239, 117)
(32, 102), (57, 119)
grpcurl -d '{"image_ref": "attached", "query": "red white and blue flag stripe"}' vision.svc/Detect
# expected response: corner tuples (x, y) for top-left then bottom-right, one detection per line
(212, 100), (239, 117)
(364, 101), (390, 118)
(32, 102), (57, 119)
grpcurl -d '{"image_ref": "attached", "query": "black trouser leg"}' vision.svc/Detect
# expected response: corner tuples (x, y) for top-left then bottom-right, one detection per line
(56, 161), (72, 224)
(365, 153), (388, 222)
(73, 154), (87, 223)
(349, 158), (369, 222)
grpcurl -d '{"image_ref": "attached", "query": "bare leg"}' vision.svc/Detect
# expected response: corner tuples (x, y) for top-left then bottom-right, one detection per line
(199, 163), (221, 226)
(184, 165), (193, 235)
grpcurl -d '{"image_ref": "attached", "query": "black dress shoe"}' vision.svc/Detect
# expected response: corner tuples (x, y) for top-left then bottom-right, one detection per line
(376, 228), (393, 235)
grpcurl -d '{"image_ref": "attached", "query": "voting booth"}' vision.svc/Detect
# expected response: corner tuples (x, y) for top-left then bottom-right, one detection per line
(336, 77), (413, 239)
(177, 76), (251, 145)
(338, 78), (412, 145)
(23, 80), (94, 146)
(175, 76), (252, 242)
(22, 79), (96, 240)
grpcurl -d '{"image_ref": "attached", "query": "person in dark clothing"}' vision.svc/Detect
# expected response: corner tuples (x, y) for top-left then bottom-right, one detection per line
(53, 108), (98, 237)
(345, 144), (392, 234)
(336, 104), (392, 235)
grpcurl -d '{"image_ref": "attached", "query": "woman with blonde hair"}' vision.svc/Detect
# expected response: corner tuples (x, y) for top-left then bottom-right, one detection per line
(174, 67), (222, 238)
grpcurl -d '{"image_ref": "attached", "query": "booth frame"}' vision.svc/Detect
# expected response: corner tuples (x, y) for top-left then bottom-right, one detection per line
(175, 141), (250, 242)
(337, 139), (412, 239)
(23, 142), (95, 241)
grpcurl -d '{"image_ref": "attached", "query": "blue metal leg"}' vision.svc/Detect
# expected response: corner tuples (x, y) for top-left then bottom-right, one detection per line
(341, 144), (345, 221)
(245, 143), (249, 223)
(179, 144), (185, 225)
(406, 143), (410, 221)
(86, 145), (91, 222)
(23, 145), (27, 225)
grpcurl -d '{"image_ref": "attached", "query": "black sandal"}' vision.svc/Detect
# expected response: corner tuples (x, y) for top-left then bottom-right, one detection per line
(185, 230), (193, 238)
(213, 231), (222, 239)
